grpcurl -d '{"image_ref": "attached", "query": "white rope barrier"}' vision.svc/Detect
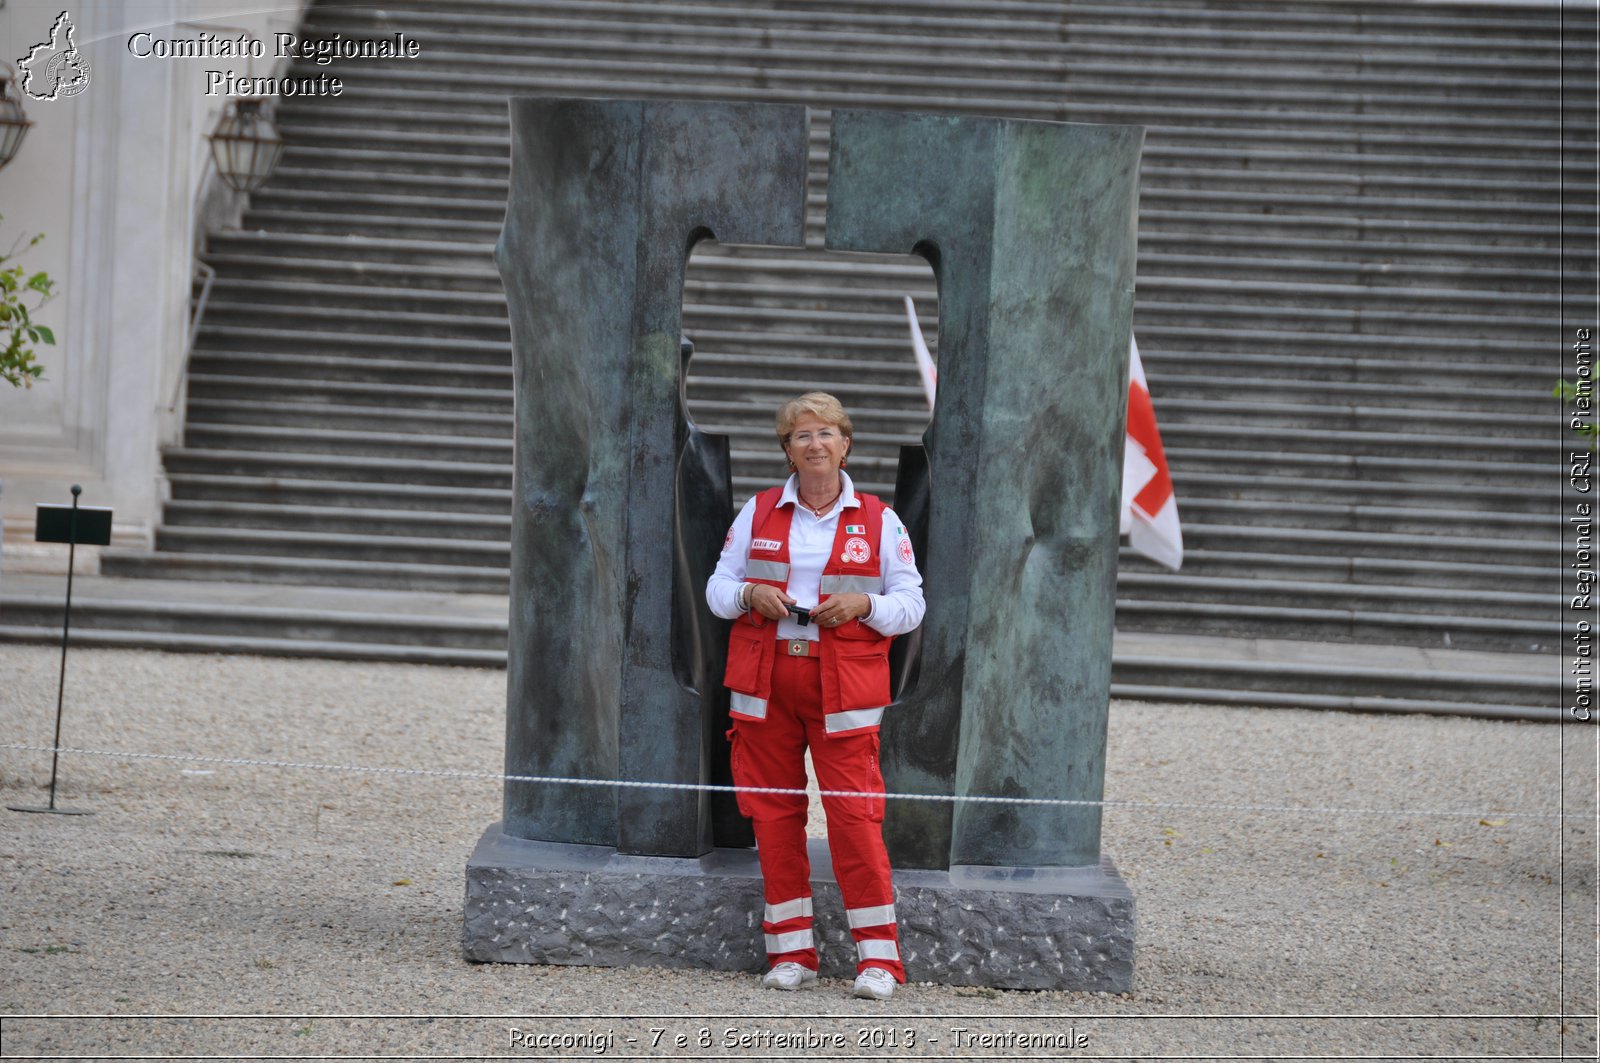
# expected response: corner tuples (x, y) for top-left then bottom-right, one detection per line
(0, 742), (1571, 821)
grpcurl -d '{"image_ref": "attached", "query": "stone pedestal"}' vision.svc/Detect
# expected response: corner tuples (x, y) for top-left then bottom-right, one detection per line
(463, 824), (1134, 992)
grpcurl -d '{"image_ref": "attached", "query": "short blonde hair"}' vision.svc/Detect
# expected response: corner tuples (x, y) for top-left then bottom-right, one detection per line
(775, 392), (853, 447)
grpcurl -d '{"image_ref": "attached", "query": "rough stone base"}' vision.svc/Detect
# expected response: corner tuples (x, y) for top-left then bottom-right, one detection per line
(463, 823), (1134, 992)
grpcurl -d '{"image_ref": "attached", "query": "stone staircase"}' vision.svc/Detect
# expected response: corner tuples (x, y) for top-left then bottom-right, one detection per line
(4, 0), (1591, 717)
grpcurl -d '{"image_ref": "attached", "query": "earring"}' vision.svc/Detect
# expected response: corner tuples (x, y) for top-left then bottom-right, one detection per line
(787, 457), (796, 470)
(840, 455), (848, 469)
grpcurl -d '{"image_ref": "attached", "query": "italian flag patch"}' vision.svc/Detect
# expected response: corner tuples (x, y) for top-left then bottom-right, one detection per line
(844, 524), (866, 534)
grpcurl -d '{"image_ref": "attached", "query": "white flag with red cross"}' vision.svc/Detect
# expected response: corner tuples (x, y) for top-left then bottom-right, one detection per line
(903, 298), (1183, 570)
(1120, 335), (1183, 570)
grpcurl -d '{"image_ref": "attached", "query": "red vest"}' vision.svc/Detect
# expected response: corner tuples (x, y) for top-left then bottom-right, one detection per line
(724, 486), (893, 736)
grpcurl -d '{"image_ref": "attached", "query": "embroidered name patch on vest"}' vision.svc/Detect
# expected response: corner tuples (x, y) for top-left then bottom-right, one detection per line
(752, 538), (783, 552)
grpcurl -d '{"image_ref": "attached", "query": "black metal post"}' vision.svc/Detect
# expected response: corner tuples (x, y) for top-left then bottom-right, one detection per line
(9, 484), (93, 816)
(43, 486), (82, 809)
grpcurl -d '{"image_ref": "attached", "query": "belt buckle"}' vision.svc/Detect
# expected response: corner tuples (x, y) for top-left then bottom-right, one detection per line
(787, 639), (809, 657)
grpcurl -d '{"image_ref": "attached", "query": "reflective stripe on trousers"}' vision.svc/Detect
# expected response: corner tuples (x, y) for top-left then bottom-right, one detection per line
(825, 705), (883, 734)
(765, 928), (815, 954)
(846, 903), (895, 930)
(765, 897), (813, 923)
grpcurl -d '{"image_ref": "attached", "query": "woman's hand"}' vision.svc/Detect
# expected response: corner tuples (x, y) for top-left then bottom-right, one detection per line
(747, 583), (796, 621)
(810, 592), (871, 629)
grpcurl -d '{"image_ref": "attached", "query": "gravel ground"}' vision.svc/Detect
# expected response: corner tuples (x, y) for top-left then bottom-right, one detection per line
(0, 643), (1593, 1060)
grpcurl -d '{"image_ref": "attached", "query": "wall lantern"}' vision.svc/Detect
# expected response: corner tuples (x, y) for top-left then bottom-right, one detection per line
(207, 98), (284, 193)
(0, 67), (32, 171)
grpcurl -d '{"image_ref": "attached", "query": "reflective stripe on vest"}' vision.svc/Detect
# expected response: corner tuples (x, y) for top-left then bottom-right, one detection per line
(746, 559), (790, 582)
(819, 574), (880, 595)
(824, 706), (884, 734)
(731, 691), (768, 719)
(765, 928), (814, 953)
(765, 897), (813, 924)
(856, 939), (900, 962)
(846, 903), (896, 929)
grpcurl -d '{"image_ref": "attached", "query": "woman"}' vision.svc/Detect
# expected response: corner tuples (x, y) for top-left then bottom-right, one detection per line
(707, 392), (926, 1000)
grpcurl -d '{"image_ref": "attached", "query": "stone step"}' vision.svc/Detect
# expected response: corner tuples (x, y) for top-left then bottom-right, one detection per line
(1124, 549), (1550, 593)
(294, 79), (1568, 142)
(278, 123), (1597, 188)
(692, 378), (1547, 436)
(155, 467), (1549, 525)
(162, 499), (511, 541)
(1108, 632), (1558, 719)
(184, 398), (512, 437)
(1140, 372), (1544, 410)
(252, 158), (1581, 229)
(180, 422), (512, 464)
(1116, 571), (1547, 619)
(1158, 523), (1552, 567)
(196, 291), (1554, 348)
(1155, 498), (1550, 538)
(162, 447), (513, 489)
(202, 225), (1590, 276)
(153, 525), (512, 568)
(0, 590), (507, 652)
(192, 326), (511, 361)
(165, 474), (511, 514)
(1112, 597), (1557, 654)
(297, 21), (1572, 86)
(239, 209), (503, 241)
(1143, 204), (1584, 243)
(202, 238), (1579, 296)
(1157, 423), (1550, 462)
(98, 550), (510, 594)
(691, 323), (1544, 370)
(700, 411), (1555, 463)
(199, 300), (511, 340)
(275, 97), (1574, 170)
(1137, 399), (1546, 437)
(291, 53), (1567, 128)
(1127, 343), (1545, 381)
(314, 0), (1579, 47)
(1155, 447), (1545, 488)
(1157, 472), (1551, 513)
(187, 371), (511, 412)
(279, 96), (1578, 166)
(204, 231), (498, 266)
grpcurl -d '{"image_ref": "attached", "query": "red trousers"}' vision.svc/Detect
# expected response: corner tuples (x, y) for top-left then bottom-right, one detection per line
(729, 652), (904, 982)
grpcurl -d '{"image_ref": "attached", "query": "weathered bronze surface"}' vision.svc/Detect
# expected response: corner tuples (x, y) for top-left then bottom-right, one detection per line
(828, 109), (1143, 869)
(497, 98), (807, 855)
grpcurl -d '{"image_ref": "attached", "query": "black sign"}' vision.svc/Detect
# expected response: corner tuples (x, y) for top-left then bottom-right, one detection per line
(35, 504), (113, 546)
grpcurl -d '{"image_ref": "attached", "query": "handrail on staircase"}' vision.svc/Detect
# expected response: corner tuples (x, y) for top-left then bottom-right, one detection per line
(169, 258), (215, 415)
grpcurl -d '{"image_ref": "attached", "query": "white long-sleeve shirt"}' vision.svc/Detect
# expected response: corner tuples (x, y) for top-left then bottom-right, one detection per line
(707, 472), (926, 641)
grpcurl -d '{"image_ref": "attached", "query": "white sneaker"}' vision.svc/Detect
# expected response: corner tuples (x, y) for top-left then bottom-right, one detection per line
(852, 967), (896, 1000)
(761, 961), (817, 991)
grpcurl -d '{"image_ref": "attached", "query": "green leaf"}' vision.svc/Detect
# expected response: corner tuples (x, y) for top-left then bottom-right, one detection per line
(33, 325), (53, 345)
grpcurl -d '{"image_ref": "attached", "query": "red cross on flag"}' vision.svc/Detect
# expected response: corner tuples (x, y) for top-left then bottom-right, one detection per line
(903, 298), (1183, 571)
(1121, 336), (1183, 570)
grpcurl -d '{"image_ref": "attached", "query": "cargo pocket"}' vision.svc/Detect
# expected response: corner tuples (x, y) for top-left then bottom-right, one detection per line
(727, 727), (754, 818)
(867, 734), (886, 823)
(836, 649), (891, 711)
(723, 624), (765, 693)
